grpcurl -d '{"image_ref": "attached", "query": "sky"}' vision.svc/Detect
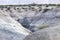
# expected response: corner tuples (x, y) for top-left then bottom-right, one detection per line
(0, 0), (60, 5)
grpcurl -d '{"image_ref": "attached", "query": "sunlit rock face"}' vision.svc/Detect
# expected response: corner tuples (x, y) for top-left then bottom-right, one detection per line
(24, 25), (60, 40)
(0, 13), (31, 40)
(0, 28), (25, 40)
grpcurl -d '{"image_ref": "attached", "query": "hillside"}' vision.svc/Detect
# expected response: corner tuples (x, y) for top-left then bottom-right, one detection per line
(0, 12), (31, 40)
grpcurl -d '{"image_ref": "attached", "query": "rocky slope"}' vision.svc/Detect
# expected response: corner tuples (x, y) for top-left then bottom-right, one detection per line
(8, 6), (60, 32)
(0, 5), (60, 32)
(24, 25), (60, 40)
(0, 13), (31, 40)
(0, 5), (60, 40)
(30, 9), (60, 31)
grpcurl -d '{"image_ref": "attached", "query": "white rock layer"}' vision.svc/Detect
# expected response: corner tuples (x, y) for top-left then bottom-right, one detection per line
(0, 13), (31, 40)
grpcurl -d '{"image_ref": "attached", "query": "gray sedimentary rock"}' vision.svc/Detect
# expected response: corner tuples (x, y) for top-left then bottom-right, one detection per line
(0, 13), (31, 40)
(9, 8), (60, 32)
(0, 27), (25, 40)
(30, 9), (60, 31)
(24, 25), (60, 40)
(1, 6), (60, 32)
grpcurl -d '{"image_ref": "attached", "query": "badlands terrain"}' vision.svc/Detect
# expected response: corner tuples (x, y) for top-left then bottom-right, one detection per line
(0, 4), (60, 40)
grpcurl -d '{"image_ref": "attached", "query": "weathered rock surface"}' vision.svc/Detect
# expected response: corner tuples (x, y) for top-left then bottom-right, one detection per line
(0, 5), (60, 40)
(0, 6), (60, 32)
(24, 25), (60, 40)
(30, 9), (60, 31)
(9, 8), (60, 31)
(0, 13), (31, 40)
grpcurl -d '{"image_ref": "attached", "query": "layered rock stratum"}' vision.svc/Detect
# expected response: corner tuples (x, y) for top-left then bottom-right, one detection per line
(0, 4), (60, 40)
(0, 5), (59, 32)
